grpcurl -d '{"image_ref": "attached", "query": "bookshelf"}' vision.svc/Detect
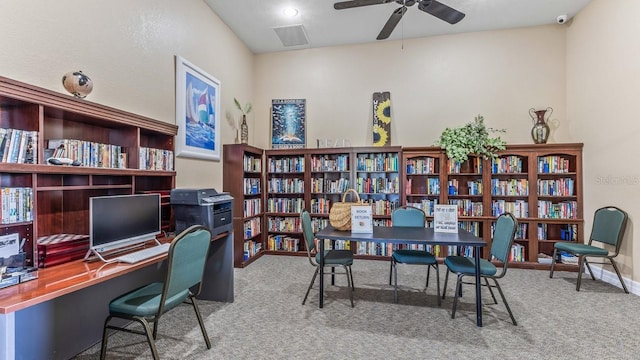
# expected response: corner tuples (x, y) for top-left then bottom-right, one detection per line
(222, 144), (265, 268)
(220, 144), (582, 271)
(0, 76), (176, 268)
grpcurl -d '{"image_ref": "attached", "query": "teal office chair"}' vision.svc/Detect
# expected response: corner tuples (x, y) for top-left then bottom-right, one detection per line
(389, 206), (440, 305)
(442, 212), (518, 325)
(301, 210), (355, 307)
(550, 206), (629, 293)
(100, 225), (212, 359)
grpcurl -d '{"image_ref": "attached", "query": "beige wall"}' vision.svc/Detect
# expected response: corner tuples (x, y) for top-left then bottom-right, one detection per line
(253, 26), (570, 149)
(567, 0), (640, 283)
(0, 0), (254, 189)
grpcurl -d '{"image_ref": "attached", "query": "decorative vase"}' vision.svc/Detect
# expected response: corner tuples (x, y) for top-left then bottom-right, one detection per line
(529, 107), (553, 144)
(62, 71), (93, 98)
(240, 115), (248, 144)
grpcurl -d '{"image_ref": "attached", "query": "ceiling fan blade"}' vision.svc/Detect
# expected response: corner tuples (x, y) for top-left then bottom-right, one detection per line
(418, 0), (465, 24)
(377, 6), (407, 40)
(334, 0), (394, 10)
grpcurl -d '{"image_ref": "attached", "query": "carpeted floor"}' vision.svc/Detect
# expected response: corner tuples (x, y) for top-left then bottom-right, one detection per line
(75, 255), (640, 359)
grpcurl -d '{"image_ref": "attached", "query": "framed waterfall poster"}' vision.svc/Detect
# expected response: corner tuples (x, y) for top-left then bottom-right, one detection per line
(271, 99), (306, 149)
(175, 55), (221, 161)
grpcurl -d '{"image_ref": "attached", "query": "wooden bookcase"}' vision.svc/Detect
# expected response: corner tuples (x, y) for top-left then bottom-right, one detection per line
(402, 144), (583, 271)
(0, 76), (176, 268)
(221, 144), (582, 271)
(222, 144), (264, 268)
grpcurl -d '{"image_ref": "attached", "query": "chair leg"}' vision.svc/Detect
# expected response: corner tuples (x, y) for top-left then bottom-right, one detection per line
(451, 274), (463, 319)
(302, 267), (319, 305)
(609, 258), (630, 294)
(442, 268), (450, 299)
(345, 265), (354, 308)
(189, 294), (212, 349)
(549, 247), (558, 278)
(349, 265), (355, 292)
(134, 317), (160, 360)
(576, 256), (585, 291)
(434, 264), (441, 307)
(389, 259), (393, 285)
(485, 277), (498, 304)
(584, 258), (596, 280)
(426, 266), (431, 288)
(492, 278), (517, 326)
(99, 315), (113, 360)
(393, 260), (399, 304)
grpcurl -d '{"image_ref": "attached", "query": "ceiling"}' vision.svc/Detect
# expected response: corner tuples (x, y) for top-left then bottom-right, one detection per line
(204, 0), (593, 54)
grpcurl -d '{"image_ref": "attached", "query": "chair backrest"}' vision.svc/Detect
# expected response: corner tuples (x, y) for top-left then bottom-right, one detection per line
(160, 225), (211, 314)
(589, 206), (628, 253)
(391, 206), (426, 227)
(300, 210), (318, 266)
(490, 212), (518, 266)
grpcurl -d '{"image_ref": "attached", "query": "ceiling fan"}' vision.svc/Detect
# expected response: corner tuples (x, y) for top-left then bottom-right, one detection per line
(334, 0), (466, 40)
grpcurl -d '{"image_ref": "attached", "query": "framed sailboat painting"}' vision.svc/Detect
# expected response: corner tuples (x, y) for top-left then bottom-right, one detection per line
(175, 55), (221, 161)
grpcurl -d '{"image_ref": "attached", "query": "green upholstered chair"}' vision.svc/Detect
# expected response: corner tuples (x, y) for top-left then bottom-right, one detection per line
(442, 212), (518, 325)
(389, 206), (440, 305)
(301, 210), (355, 308)
(549, 206), (629, 293)
(100, 225), (212, 359)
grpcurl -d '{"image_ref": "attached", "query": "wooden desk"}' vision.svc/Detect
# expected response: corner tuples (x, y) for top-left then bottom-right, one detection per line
(0, 231), (234, 360)
(315, 225), (487, 327)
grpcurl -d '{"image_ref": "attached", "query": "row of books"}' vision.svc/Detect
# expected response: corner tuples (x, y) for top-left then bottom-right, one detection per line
(267, 178), (304, 193)
(310, 177), (350, 194)
(48, 138), (126, 169)
(1, 187), (33, 224)
(267, 216), (302, 232)
(243, 178), (261, 195)
(538, 156), (572, 173)
(491, 156), (523, 174)
(406, 178), (440, 195)
(139, 147), (173, 171)
(492, 199), (529, 217)
(243, 198), (261, 217)
(405, 157), (437, 174)
(407, 199), (439, 216)
(0, 128), (38, 164)
(267, 235), (299, 252)
(243, 155), (261, 172)
(356, 153), (399, 172)
(266, 198), (305, 213)
(448, 158), (483, 174)
(309, 198), (331, 214)
(448, 199), (483, 216)
(243, 240), (262, 261)
(268, 156), (304, 173)
(243, 218), (261, 239)
(537, 178), (575, 196)
(491, 178), (529, 196)
(310, 155), (349, 171)
(355, 176), (399, 194)
(538, 200), (578, 219)
(509, 243), (526, 262)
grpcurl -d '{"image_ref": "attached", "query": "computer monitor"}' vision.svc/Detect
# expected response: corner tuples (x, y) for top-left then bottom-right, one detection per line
(88, 193), (161, 255)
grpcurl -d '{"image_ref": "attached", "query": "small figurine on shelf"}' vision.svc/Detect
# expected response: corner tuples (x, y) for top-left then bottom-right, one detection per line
(234, 98), (252, 144)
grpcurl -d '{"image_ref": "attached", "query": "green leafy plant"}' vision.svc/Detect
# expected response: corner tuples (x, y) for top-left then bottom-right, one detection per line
(435, 115), (506, 163)
(233, 98), (252, 115)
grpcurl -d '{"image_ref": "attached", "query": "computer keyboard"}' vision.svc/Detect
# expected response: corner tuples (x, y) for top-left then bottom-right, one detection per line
(115, 243), (171, 264)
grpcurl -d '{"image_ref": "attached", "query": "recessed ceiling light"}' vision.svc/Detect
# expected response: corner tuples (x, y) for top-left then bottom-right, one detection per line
(282, 7), (298, 17)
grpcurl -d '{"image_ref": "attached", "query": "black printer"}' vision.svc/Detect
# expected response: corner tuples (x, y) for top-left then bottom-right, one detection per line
(170, 188), (233, 236)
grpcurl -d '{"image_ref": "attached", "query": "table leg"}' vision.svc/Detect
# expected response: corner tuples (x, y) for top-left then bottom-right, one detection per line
(474, 245), (483, 327)
(319, 238), (324, 308)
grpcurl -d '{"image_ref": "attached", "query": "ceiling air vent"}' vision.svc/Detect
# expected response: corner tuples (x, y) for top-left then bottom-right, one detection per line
(273, 24), (309, 47)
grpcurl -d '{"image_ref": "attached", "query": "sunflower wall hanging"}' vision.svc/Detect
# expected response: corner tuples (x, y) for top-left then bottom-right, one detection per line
(372, 91), (391, 146)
